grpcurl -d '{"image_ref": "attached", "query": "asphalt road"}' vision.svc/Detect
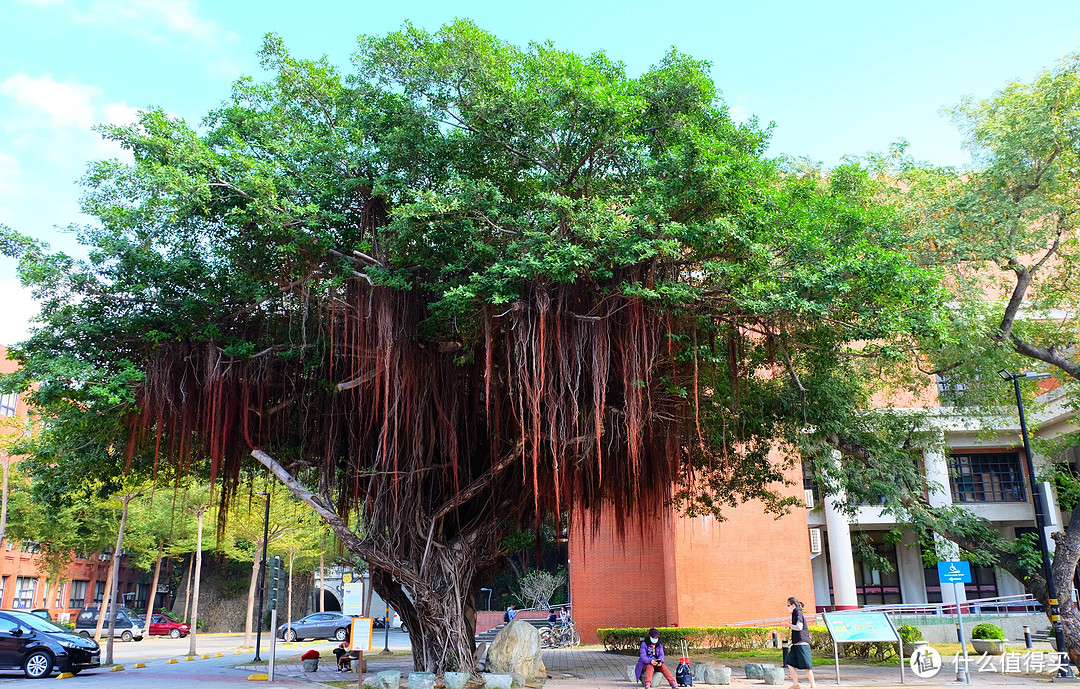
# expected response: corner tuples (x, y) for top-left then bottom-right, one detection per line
(0, 629), (414, 685)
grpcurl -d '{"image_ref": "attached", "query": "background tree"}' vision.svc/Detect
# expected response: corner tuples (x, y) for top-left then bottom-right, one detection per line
(0, 23), (942, 671)
(817, 52), (1080, 662)
(222, 482), (318, 647)
(274, 515), (324, 638)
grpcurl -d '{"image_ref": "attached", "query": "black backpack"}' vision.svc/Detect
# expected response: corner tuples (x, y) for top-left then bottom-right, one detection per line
(503, 610), (510, 623)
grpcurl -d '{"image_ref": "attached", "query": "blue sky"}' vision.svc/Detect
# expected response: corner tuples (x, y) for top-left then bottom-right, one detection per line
(2, 0), (1080, 345)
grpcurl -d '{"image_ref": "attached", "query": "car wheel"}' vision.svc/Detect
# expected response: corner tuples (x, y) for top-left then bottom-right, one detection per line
(285, 629), (297, 642)
(334, 627), (348, 642)
(121, 630), (133, 642)
(170, 628), (181, 638)
(23, 650), (52, 679)
(78, 630), (91, 638)
(67, 668), (82, 675)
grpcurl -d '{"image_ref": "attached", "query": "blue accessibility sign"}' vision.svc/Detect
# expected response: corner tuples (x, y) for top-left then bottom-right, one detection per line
(937, 560), (972, 584)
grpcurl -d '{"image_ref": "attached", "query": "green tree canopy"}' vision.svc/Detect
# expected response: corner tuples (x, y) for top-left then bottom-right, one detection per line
(1, 22), (942, 670)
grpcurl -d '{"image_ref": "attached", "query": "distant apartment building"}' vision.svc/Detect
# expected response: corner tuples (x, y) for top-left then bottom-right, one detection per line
(0, 345), (154, 619)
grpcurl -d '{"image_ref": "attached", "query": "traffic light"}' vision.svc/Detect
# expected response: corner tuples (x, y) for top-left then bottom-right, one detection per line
(269, 556), (282, 610)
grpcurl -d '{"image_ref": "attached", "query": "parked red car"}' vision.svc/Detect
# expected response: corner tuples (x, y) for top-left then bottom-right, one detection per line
(145, 614), (190, 638)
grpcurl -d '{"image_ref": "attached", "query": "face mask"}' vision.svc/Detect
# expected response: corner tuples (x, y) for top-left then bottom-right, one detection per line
(649, 637), (658, 644)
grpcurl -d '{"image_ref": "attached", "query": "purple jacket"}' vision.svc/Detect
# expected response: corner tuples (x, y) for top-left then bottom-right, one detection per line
(635, 640), (665, 679)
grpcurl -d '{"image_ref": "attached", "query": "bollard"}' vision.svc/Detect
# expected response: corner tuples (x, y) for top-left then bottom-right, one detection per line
(1023, 625), (1032, 649)
(772, 631), (778, 648)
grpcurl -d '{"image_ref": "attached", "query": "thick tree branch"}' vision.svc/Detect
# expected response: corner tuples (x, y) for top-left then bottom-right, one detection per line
(250, 448), (419, 586)
(430, 441), (524, 522)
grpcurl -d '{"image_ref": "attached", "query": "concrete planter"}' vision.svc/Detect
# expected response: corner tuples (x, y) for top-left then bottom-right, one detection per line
(971, 639), (1006, 655)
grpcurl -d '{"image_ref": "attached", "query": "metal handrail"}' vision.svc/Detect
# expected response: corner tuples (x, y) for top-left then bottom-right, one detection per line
(728, 592), (1048, 627)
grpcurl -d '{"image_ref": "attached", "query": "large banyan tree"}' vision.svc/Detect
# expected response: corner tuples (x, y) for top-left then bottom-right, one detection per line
(3, 22), (943, 671)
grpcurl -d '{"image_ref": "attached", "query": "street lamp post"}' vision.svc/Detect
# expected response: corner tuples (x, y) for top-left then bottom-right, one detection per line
(253, 491), (271, 662)
(998, 370), (1069, 675)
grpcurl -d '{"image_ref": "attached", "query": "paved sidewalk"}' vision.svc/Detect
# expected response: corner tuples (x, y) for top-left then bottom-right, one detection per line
(260, 647), (1065, 688)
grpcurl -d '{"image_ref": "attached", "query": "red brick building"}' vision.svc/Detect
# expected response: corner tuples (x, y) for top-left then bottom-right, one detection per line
(569, 460), (813, 643)
(1, 345), (149, 621)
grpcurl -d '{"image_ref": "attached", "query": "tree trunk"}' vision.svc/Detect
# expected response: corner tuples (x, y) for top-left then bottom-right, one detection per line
(143, 542), (164, 637)
(188, 507), (205, 656)
(243, 545), (261, 648)
(93, 563), (115, 642)
(319, 553), (325, 613)
(287, 550), (295, 633)
(181, 554), (194, 622)
(252, 447), (514, 673)
(370, 555), (486, 672)
(105, 494), (135, 665)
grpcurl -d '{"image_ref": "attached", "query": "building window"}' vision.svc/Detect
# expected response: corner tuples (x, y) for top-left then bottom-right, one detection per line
(69, 580), (87, 608)
(949, 452), (1026, 503)
(135, 583), (149, 610)
(853, 534), (901, 606)
(0, 576), (7, 604)
(13, 577), (37, 609)
(0, 393), (17, 417)
(55, 582), (65, 608)
(94, 581), (105, 603)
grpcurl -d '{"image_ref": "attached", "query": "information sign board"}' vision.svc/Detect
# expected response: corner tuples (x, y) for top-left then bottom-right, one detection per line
(341, 582), (365, 616)
(822, 611), (900, 643)
(822, 611), (903, 685)
(350, 617), (373, 652)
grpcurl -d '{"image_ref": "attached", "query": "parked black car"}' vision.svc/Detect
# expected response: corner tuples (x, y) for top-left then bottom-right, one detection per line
(0, 609), (100, 678)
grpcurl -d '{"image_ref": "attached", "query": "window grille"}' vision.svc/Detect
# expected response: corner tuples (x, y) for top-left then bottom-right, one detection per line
(69, 580), (88, 608)
(949, 452), (1026, 502)
(13, 577), (37, 609)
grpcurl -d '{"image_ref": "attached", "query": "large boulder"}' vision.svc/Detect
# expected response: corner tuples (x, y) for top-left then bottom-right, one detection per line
(486, 619), (546, 680)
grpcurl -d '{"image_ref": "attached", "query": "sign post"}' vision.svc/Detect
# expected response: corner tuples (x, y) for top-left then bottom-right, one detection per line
(822, 611), (904, 685)
(351, 617), (374, 689)
(937, 561), (972, 685)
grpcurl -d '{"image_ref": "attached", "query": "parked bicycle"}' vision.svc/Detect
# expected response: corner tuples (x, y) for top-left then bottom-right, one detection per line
(540, 621), (581, 648)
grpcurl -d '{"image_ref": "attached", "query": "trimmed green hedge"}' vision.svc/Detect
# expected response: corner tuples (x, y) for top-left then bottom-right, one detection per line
(598, 625), (921, 662)
(597, 626), (832, 653)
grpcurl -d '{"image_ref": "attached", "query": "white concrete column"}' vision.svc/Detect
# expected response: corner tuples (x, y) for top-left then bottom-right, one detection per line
(896, 530), (927, 604)
(924, 442), (968, 608)
(811, 550), (832, 609)
(823, 452), (859, 610)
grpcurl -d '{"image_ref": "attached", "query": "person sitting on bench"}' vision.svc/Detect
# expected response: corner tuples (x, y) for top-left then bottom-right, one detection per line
(635, 628), (676, 689)
(333, 642), (351, 671)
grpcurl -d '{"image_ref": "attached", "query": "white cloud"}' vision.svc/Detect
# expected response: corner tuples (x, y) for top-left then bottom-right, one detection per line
(102, 101), (141, 127)
(0, 278), (40, 348)
(40, 0), (239, 56)
(0, 74), (101, 129)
